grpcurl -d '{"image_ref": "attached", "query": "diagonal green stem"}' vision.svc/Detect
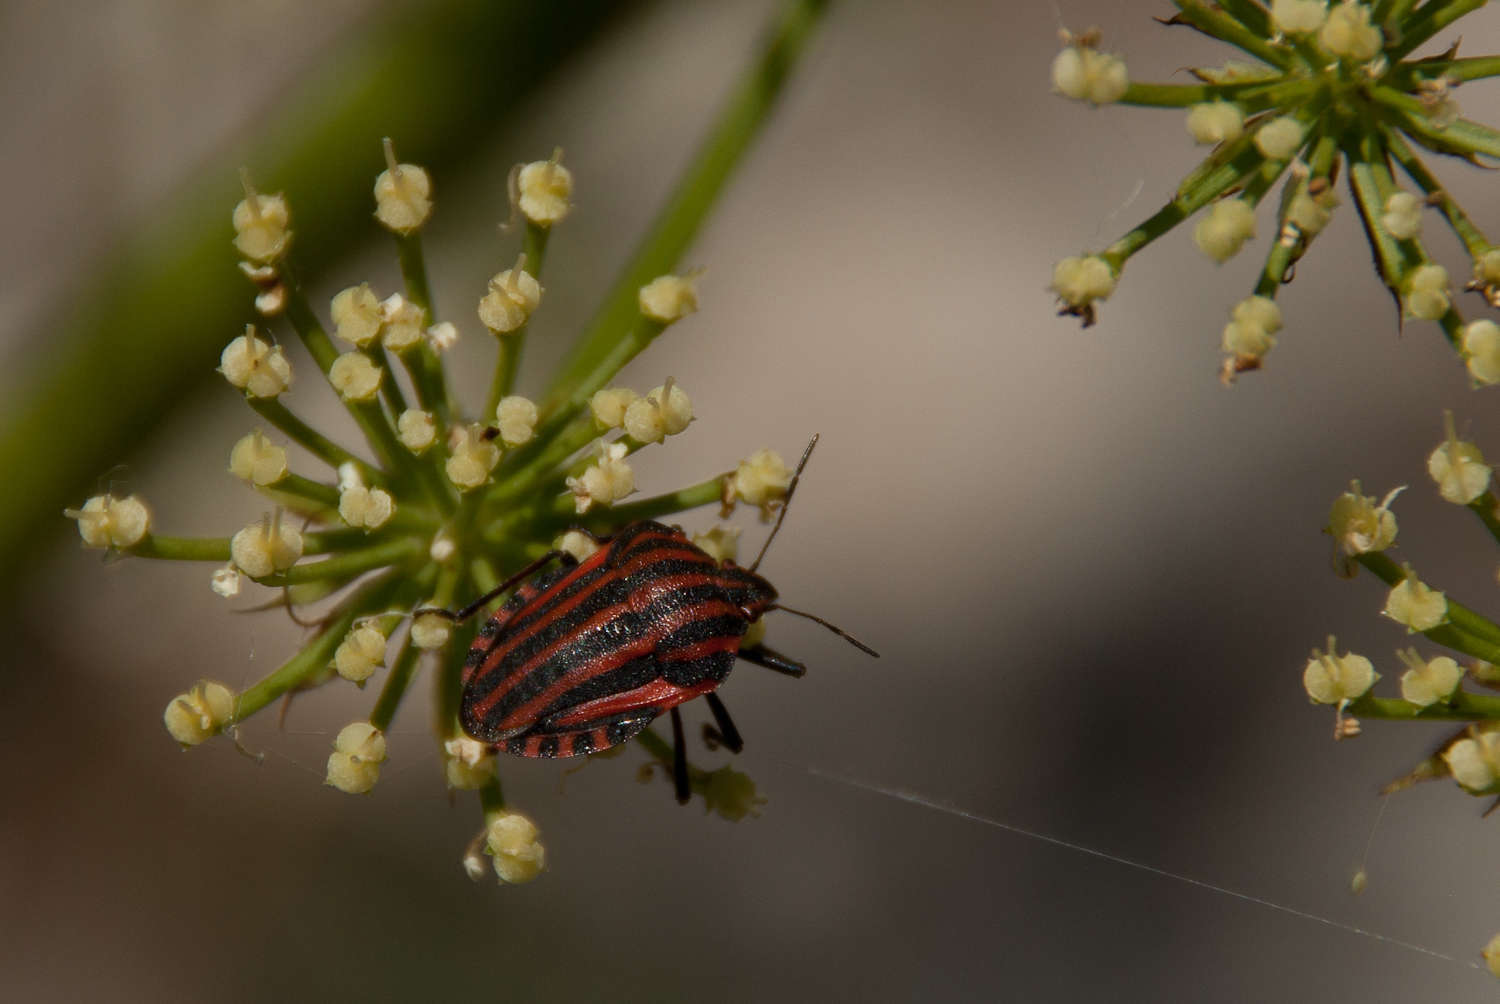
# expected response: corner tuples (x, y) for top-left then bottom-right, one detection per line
(1169, 0), (1296, 70)
(1384, 0), (1486, 62)
(1382, 124), (1491, 258)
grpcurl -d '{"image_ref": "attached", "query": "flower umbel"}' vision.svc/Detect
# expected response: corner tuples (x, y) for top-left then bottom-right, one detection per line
(1050, 6), (1500, 381)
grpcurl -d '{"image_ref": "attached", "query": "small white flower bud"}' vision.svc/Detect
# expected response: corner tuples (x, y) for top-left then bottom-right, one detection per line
(1461, 319), (1500, 385)
(398, 409), (437, 453)
(517, 149), (573, 226)
(230, 513), (303, 578)
(557, 529), (600, 562)
(1286, 189), (1336, 236)
(1328, 481), (1401, 555)
(339, 485), (395, 530)
(1475, 248), (1500, 287)
(211, 565), (241, 598)
(379, 293), (426, 353)
(1443, 726), (1500, 794)
(1186, 102), (1244, 145)
(232, 183), (291, 264)
(1403, 263), (1449, 320)
(429, 532), (457, 563)
(638, 274), (699, 324)
(727, 448), (791, 515)
(566, 442), (635, 513)
(1302, 637), (1378, 705)
(163, 680), (236, 746)
(1221, 296), (1284, 361)
(1397, 649), (1461, 708)
(334, 623), (388, 684)
(1194, 199), (1256, 263)
(495, 395), (539, 446)
(219, 326), (292, 398)
(1383, 573), (1447, 634)
(411, 611), (453, 650)
(1254, 116), (1305, 161)
(65, 493), (152, 549)
(590, 387), (639, 429)
(486, 811), (546, 884)
(1381, 191), (1423, 240)
(329, 351), (384, 402)
(445, 423), (501, 490)
(426, 321), (457, 353)
(692, 524), (742, 564)
(478, 256), (542, 334)
(1319, 1), (1382, 61)
(623, 381), (693, 444)
(228, 429), (288, 486)
(326, 721), (387, 794)
(1427, 413), (1491, 505)
(330, 284), (384, 347)
(1271, 0), (1328, 34)
(1050, 43), (1128, 105)
(1049, 255), (1116, 308)
(373, 138), (433, 233)
(444, 736), (497, 789)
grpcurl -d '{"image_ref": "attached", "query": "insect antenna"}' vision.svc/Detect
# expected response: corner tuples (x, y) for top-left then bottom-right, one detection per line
(769, 603), (880, 657)
(749, 434), (820, 573)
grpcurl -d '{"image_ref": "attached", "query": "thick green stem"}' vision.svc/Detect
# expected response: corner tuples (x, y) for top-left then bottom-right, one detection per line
(1392, 55), (1500, 84)
(557, 475), (725, 533)
(1349, 690), (1500, 720)
(128, 535), (231, 562)
(1384, 0), (1486, 62)
(541, 0), (832, 412)
(247, 397), (382, 484)
(1356, 552), (1500, 657)
(1374, 87), (1500, 160)
(1468, 493), (1500, 545)
(1344, 131), (1413, 293)
(1118, 77), (1306, 110)
(1382, 125), (1491, 258)
(1169, 0), (1296, 70)
(370, 635), (422, 732)
(260, 535), (423, 586)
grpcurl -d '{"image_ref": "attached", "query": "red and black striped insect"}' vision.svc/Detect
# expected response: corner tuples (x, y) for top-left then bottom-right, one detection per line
(425, 437), (877, 803)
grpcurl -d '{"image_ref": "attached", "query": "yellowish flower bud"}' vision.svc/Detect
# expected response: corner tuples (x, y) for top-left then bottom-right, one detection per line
(1327, 481), (1400, 555)
(1427, 412), (1491, 505)
(566, 442), (636, 513)
(1271, 0), (1327, 34)
(1302, 636), (1377, 705)
(443, 736), (496, 789)
(1475, 248), (1500, 287)
(557, 529), (601, 562)
(517, 149), (573, 226)
(330, 283), (384, 347)
(1049, 255), (1116, 308)
(1253, 116), (1305, 161)
(478, 256), (542, 334)
(232, 182), (291, 263)
(411, 611), (453, 650)
(228, 429), (288, 486)
(65, 493), (152, 549)
(1050, 43), (1128, 105)
(1461, 319), (1500, 385)
(329, 352), (383, 402)
(426, 321), (457, 352)
(1383, 573), (1447, 634)
(638, 274), (699, 324)
(1484, 932), (1500, 978)
(339, 485), (395, 530)
(445, 423), (501, 490)
(692, 524), (742, 564)
(1185, 101), (1244, 145)
(1194, 199), (1256, 263)
(325, 722), (387, 794)
(1221, 295), (1284, 362)
(220, 326), (292, 398)
(1381, 191), (1423, 241)
(163, 680), (236, 746)
(1286, 189), (1335, 236)
(486, 811), (546, 883)
(623, 381), (692, 444)
(372, 138), (433, 233)
(1319, 1), (1382, 61)
(727, 448), (791, 515)
(1443, 725), (1500, 794)
(334, 623), (388, 684)
(398, 409), (437, 453)
(590, 387), (639, 429)
(1403, 263), (1449, 320)
(1397, 649), (1461, 708)
(380, 293), (426, 353)
(230, 513), (303, 578)
(495, 395), (539, 447)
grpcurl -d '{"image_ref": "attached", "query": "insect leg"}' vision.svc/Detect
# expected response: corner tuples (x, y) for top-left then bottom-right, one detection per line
(736, 644), (807, 678)
(701, 692), (745, 753)
(417, 550), (566, 624)
(670, 706), (691, 805)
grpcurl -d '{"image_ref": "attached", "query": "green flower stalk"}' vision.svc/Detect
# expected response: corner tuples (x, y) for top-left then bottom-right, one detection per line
(63, 0), (824, 883)
(1048, 2), (1500, 383)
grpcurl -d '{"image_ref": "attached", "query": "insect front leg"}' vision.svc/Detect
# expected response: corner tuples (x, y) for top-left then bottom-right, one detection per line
(669, 706), (691, 805)
(736, 644), (806, 678)
(701, 692), (744, 753)
(414, 549), (568, 624)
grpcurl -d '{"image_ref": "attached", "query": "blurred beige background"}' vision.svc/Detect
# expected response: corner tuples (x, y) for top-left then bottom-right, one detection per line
(10, 0), (1500, 1000)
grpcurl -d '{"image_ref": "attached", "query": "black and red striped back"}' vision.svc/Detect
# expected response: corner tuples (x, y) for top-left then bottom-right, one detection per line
(459, 522), (777, 758)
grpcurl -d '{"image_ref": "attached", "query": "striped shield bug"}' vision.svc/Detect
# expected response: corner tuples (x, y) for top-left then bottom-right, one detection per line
(421, 436), (878, 803)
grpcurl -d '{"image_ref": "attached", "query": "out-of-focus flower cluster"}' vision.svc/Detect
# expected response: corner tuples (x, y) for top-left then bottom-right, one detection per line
(1048, 3), (1500, 383)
